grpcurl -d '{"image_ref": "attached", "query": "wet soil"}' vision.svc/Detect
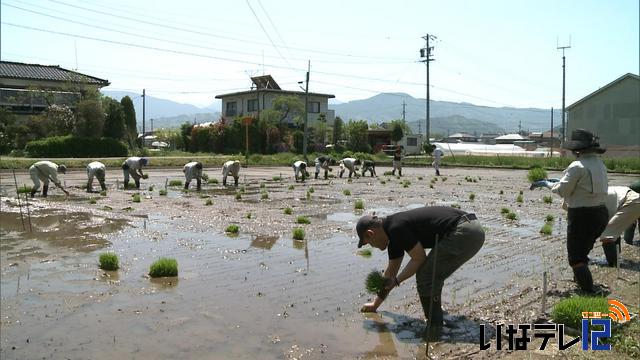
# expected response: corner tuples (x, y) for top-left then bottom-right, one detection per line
(1, 166), (639, 359)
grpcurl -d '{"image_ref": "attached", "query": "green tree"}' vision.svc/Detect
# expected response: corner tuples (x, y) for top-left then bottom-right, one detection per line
(0, 108), (18, 153)
(333, 116), (343, 145)
(180, 122), (194, 151)
(41, 104), (74, 137)
(121, 96), (137, 148)
(390, 120), (404, 144)
(272, 95), (304, 125)
(103, 97), (126, 140)
(345, 119), (370, 152)
(74, 99), (104, 137)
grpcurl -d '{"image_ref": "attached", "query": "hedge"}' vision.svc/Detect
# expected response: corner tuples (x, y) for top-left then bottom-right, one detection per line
(25, 136), (128, 158)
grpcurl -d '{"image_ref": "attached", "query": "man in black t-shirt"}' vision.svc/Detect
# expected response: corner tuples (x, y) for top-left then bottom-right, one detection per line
(356, 206), (485, 339)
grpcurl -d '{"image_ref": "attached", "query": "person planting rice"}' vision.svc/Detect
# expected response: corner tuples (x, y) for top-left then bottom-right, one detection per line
(360, 160), (376, 177)
(530, 129), (608, 293)
(86, 161), (107, 192)
(355, 206), (485, 339)
(339, 157), (361, 178)
(391, 147), (403, 176)
(222, 160), (241, 186)
(432, 147), (444, 176)
(29, 160), (69, 197)
(183, 161), (204, 190)
(597, 184), (640, 266)
(314, 155), (335, 179)
(122, 156), (148, 189)
(293, 160), (310, 182)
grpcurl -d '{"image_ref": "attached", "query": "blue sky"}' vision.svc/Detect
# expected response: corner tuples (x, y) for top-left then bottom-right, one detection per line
(1, 0), (638, 109)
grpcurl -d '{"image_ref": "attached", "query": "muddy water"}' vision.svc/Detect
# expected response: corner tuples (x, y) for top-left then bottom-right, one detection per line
(1, 166), (638, 359)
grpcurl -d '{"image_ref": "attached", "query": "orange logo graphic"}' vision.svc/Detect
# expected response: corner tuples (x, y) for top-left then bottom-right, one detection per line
(608, 300), (630, 322)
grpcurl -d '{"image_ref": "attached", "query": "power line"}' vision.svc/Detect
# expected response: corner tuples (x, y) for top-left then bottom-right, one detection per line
(256, 0), (295, 61)
(245, 0), (294, 70)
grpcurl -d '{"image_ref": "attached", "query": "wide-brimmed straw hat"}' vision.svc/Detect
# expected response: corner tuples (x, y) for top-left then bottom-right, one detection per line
(563, 129), (606, 153)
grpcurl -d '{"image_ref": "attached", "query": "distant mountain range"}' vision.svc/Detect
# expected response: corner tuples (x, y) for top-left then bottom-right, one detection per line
(102, 90), (559, 134)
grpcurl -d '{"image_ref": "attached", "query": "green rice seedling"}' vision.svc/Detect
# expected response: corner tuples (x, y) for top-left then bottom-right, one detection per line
(99, 253), (119, 271)
(477, 176), (481, 181)
(516, 194), (524, 203)
(132, 193), (141, 203)
(380, 180), (386, 185)
(272, 176), (282, 181)
(296, 216), (310, 224)
(235, 192), (242, 200)
(260, 183), (266, 188)
(527, 167), (548, 183)
(358, 249), (372, 258)
(450, 203), (461, 209)
(501, 207), (511, 215)
(149, 257), (178, 278)
(545, 214), (555, 222)
(208, 178), (219, 185)
(499, 190), (504, 195)
(383, 171), (393, 176)
(159, 189), (167, 196)
(441, 177), (448, 182)
(539, 223), (553, 235)
(16, 185), (33, 194)
(343, 189), (351, 196)
(347, 178), (353, 183)
(121, 207), (134, 211)
(284, 207), (293, 215)
(225, 224), (239, 234)
(543, 195), (553, 204)
(306, 190), (311, 200)
(429, 184), (434, 189)
(354, 199), (365, 210)
(288, 185), (295, 190)
(552, 296), (608, 330)
(292, 227), (305, 240)
(519, 190), (524, 195)
(125, 183), (137, 190)
(201, 173), (209, 182)
(364, 270), (386, 294)
(246, 212), (252, 219)
(102, 205), (113, 211)
(506, 211), (518, 220)
(261, 191), (269, 200)
(100, 190), (107, 196)
(308, 186), (315, 193)
(199, 194), (210, 198)
(418, 176), (424, 180)
(469, 193), (476, 201)
(88, 197), (97, 204)
(148, 185), (155, 192)
(169, 180), (183, 187)
(240, 186), (246, 193)
(205, 199), (213, 206)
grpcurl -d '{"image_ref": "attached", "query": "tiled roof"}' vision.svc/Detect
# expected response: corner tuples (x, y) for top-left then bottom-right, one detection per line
(0, 61), (109, 86)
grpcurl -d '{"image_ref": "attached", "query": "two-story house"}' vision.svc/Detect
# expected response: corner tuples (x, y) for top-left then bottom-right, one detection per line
(215, 75), (335, 126)
(0, 61), (110, 119)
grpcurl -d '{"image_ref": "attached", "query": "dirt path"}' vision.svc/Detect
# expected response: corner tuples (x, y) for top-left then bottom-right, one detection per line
(1, 166), (638, 359)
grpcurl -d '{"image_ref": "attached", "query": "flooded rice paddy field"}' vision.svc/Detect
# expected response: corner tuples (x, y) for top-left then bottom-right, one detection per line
(1, 166), (639, 359)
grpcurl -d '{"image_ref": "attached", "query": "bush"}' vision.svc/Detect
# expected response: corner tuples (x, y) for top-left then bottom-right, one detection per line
(527, 167), (548, 182)
(25, 135), (127, 157)
(149, 258), (178, 278)
(99, 253), (119, 270)
(226, 224), (239, 234)
(292, 227), (305, 240)
(284, 207), (293, 215)
(169, 180), (183, 187)
(365, 270), (386, 294)
(354, 199), (365, 210)
(296, 216), (310, 224)
(552, 296), (608, 330)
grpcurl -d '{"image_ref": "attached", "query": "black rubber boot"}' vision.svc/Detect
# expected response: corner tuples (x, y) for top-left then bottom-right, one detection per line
(42, 185), (49, 197)
(184, 181), (190, 190)
(398, 169), (402, 177)
(124, 180), (130, 189)
(30, 187), (37, 198)
(134, 179), (140, 189)
(602, 242), (618, 267)
(573, 265), (594, 292)
(100, 181), (107, 191)
(234, 177), (238, 186)
(223, 177), (227, 186)
(196, 179), (201, 191)
(391, 170), (395, 176)
(436, 169), (440, 176)
(420, 293), (443, 341)
(87, 181), (93, 193)
(315, 172), (318, 179)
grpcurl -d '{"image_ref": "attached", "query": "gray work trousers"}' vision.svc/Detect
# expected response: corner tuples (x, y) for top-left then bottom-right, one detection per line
(415, 219), (485, 301)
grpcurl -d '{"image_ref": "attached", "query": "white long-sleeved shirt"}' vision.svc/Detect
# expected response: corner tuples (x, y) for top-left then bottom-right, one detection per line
(183, 162), (203, 182)
(551, 154), (608, 208)
(87, 161), (106, 177)
(222, 160), (240, 177)
(123, 157), (143, 172)
(605, 186), (632, 217)
(30, 161), (62, 186)
(340, 158), (358, 172)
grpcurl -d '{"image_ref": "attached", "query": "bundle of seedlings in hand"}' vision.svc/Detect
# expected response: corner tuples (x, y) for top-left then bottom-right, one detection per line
(527, 167), (548, 183)
(365, 270), (386, 294)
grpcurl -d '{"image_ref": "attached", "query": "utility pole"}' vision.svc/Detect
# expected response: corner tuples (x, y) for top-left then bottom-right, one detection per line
(402, 100), (406, 124)
(550, 107), (554, 157)
(151, 118), (154, 133)
(420, 34), (436, 144)
(301, 61), (310, 162)
(557, 39), (571, 150)
(142, 88), (146, 148)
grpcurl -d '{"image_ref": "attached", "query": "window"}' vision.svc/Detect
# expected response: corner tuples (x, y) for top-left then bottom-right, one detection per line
(406, 137), (418, 146)
(247, 99), (258, 112)
(225, 101), (237, 116)
(309, 102), (320, 113)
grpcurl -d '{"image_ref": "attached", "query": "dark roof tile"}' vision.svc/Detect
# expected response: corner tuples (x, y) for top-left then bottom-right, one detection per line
(0, 61), (109, 86)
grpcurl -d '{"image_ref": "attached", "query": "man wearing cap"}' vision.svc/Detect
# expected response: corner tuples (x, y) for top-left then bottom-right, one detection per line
(29, 160), (69, 197)
(314, 155), (335, 179)
(356, 206), (485, 339)
(361, 159), (377, 177)
(222, 160), (241, 186)
(183, 161), (204, 190)
(122, 156), (148, 189)
(86, 161), (107, 192)
(293, 160), (310, 182)
(339, 157), (361, 179)
(529, 129), (608, 292)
